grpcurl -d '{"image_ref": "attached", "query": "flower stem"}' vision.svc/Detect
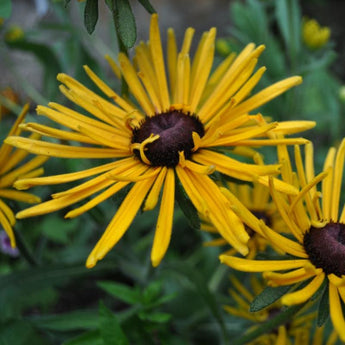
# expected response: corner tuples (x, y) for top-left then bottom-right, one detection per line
(231, 303), (307, 345)
(13, 228), (39, 267)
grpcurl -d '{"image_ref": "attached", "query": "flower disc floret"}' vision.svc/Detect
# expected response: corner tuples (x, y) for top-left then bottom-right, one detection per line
(131, 110), (204, 167)
(304, 222), (345, 276)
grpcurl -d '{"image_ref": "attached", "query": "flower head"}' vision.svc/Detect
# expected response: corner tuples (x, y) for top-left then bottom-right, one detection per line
(0, 104), (47, 247)
(220, 139), (345, 341)
(303, 17), (330, 50)
(6, 14), (311, 267)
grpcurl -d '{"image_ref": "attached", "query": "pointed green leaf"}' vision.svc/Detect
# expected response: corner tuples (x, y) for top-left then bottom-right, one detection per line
(250, 285), (292, 312)
(0, 0), (12, 18)
(62, 330), (102, 345)
(84, 0), (99, 34)
(114, 0), (137, 48)
(317, 281), (329, 327)
(97, 281), (141, 305)
(30, 310), (99, 331)
(99, 302), (129, 345)
(138, 311), (171, 323)
(137, 0), (156, 14)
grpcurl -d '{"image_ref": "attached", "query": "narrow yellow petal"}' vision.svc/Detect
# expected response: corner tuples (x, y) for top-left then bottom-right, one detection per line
(0, 156), (48, 188)
(329, 283), (345, 342)
(281, 273), (325, 305)
(118, 53), (155, 115)
(151, 168), (175, 266)
(20, 122), (98, 145)
(271, 121), (316, 135)
(331, 138), (345, 221)
(263, 267), (320, 287)
(275, 326), (287, 345)
(189, 28), (216, 112)
(86, 176), (156, 268)
(167, 28), (177, 98)
(0, 103), (29, 167)
(143, 167), (167, 211)
(104, 54), (121, 79)
(0, 189), (41, 204)
(149, 14), (170, 111)
(65, 181), (130, 219)
(14, 160), (125, 190)
(322, 147), (336, 220)
(5, 137), (122, 159)
(0, 209), (16, 247)
(220, 255), (307, 272)
(260, 221), (307, 258)
(0, 199), (15, 225)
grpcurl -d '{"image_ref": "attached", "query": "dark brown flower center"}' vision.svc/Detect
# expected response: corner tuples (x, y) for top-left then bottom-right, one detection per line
(303, 222), (345, 276)
(131, 110), (205, 167)
(245, 211), (272, 237)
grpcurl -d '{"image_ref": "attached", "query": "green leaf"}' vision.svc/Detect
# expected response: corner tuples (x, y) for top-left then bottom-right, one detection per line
(250, 285), (292, 312)
(275, 0), (302, 64)
(84, 0), (99, 34)
(40, 215), (79, 244)
(0, 320), (46, 345)
(165, 262), (226, 338)
(30, 310), (99, 331)
(0, 0), (12, 18)
(97, 281), (141, 305)
(0, 262), (115, 320)
(114, 0), (137, 48)
(142, 280), (162, 304)
(138, 311), (171, 323)
(99, 302), (129, 345)
(317, 281), (329, 327)
(137, 0), (156, 14)
(64, 0), (71, 8)
(62, 330), (103, 345)
(175, 180), (200, 230)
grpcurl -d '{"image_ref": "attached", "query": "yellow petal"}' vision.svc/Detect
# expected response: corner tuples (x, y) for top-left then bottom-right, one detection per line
(86, 176), (156, 268)
(329, 283), (345, 342)
(220, 255), (307, 272)
(151, 168), (175, 266)
(281, 273), (325, 305)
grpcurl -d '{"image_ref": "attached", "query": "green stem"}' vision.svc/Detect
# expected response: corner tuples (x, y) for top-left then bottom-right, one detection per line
(13, 228), (39, 267)
(231, 303), (307, 345)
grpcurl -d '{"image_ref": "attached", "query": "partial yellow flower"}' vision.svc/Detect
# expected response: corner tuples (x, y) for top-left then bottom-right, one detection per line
(6, 14), (310, 268)
(220, 139), (345, 341)
(303, 17), (330, 50)
(0, 104), (47, 247)
(224, 275), (315, 345)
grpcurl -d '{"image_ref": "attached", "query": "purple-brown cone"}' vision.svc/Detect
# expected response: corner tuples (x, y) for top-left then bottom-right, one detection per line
(132, 110), (204, 167)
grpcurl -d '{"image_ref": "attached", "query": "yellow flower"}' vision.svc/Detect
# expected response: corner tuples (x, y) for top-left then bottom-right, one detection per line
(6, 14), (310, 268)
(303, 18), (330, 50)
(224, 275), (315, 345)
(0, 105), (47, 247)
(4, 25), (24, 43)
(220, 139), (345, 341)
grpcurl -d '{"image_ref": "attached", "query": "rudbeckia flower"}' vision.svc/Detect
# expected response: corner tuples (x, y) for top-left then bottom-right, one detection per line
(220, 139), (345, 341)
(6, 14), (312, 267)
(0, 104), (47, 247)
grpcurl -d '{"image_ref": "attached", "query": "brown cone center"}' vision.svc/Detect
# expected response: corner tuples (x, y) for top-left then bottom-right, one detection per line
(303, 222), (345, 276)
(131, 110), (204, 167)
